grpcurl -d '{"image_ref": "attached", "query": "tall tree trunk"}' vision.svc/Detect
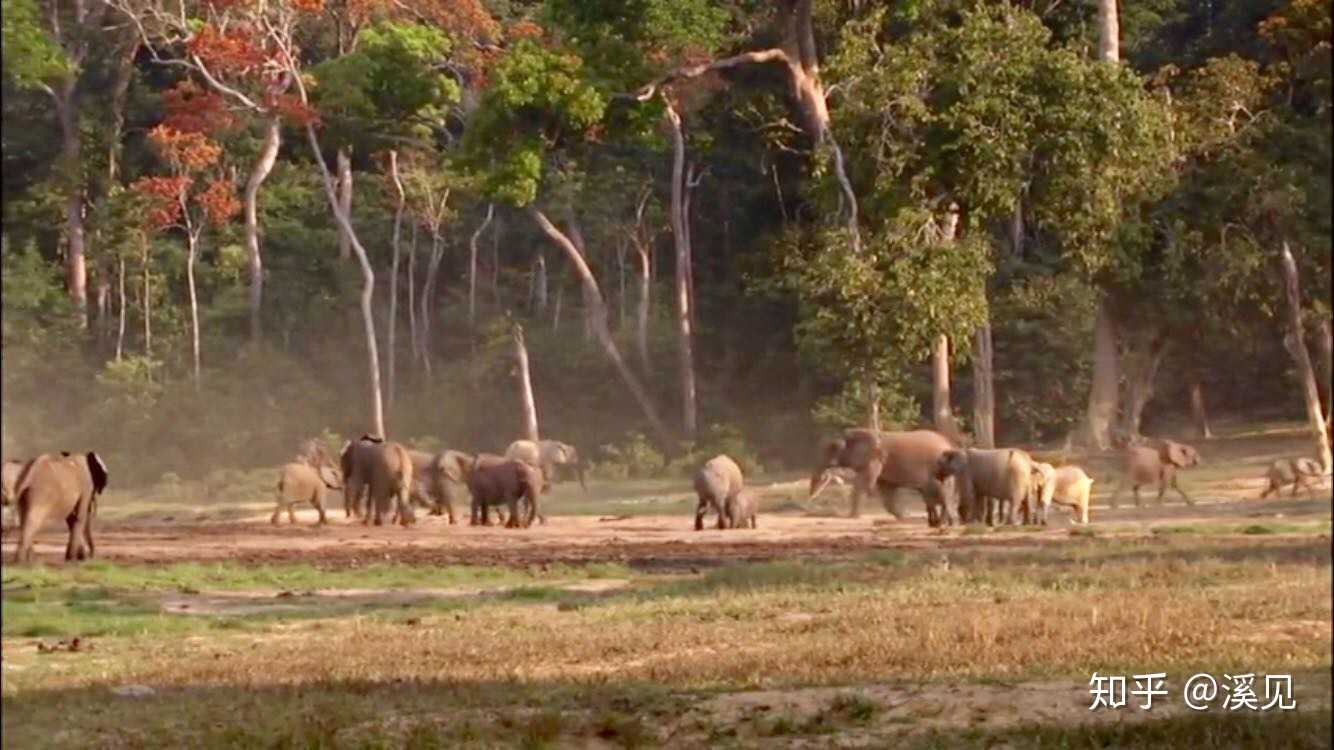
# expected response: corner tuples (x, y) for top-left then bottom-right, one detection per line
(469, 203), (494, 330)
(1279, 243), (1332, 472)
(491, 219), (502, 307)
(1083, 303), (1120, 449)
(616, 236), (627, 330)
(303, 125), (384, 437)
(107, 36), (137, 186)
(566, 218), (595, 344)
(245, 116), (282, 342)
(1314, 318), (1332, 422)
(932, 206), (960, 436)
(512, 321), (540, 442)
(54, 81), (88, 328)
(972, 321), (995, 448)
(1007, 201), (1024, 258)
(185, 230), (202, 390)
(634, 239), (652, 374)
(116, 255), (127, 361)
(552, 283), (563, 332)
(534, 253), (548, 316)
(407, 221), (419, 367)
(867, 378), (881, 431)
(1119, 332), (1167, 438)
(420, 230), (444, 374)
(95, 279), (110, 339)
(1190, 378), (1213, 440)
(142, 235), (152, 356)
(1080, 0), (1122, 450)
(666, 104), (699, 437)
(387, 150), (404, 408)
(336, 148), (353, 261)
(530, 207), (673, 445)
(684, 162), (700, 331)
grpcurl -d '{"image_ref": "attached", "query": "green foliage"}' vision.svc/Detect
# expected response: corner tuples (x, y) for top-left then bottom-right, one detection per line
(596, 431), (665, 479)
(666, 423), (765, 477)
(1, 0), (69, 89)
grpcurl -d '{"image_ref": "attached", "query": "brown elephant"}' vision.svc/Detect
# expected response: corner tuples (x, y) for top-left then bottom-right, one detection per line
(1111, 438), (1201, 507)
(1260, 457), (1325, 498)
(934, 448), (1036, 526)
(504, 439), (587, 493)
(407, 449), (473, 524)
(272, 460), (341, 526)
(723, 488), (759, 529)
(2, 459), (25, 534)
(467, 454), (542, 528)
(11, 451), (109, 563)
(810, 429), (955, 523)
(694, 454), (744, 531)
(1022, 461), (1058, 525)
(340, 435), (415, 527)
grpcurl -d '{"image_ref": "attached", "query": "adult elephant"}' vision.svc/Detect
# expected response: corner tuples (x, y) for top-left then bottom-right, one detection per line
(340, 435), (415, 527)
(467, 454), (542, 528)
(2, 459), (25, 534)
(11, 451), (109, 563)
(1111, 438), (1201, 507)
(809, 428), (955, 523)
(934, 448), (1037, 527)
(504, 439), (587, 492)
(407, 449), (473, 524)
(693, 454), (744, 531)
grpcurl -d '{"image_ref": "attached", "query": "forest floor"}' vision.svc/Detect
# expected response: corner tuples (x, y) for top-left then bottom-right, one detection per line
(2, 420), (1331, 747)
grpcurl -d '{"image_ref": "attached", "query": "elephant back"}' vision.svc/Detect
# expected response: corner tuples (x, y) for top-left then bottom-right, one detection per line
(505, 440), (542, 467)
(878, 430), (954, 488)
(697, 454), (744, 495)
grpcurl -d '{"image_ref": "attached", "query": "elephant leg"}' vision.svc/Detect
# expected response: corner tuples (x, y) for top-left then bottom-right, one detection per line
(694, 498), (710, 531)
(271, 503), (284, 525)
(81, 504), (95, 560)
(311, 489), (327, 526)
(1155, 481), (1167, 504)
(1132, 485), (1143, 507)
(442, 485), (458, 525)
(15, 504), (45, 563)
(1172, 476), (1193, 505)
(65, 513), (79, 561)
(505, 500), (519, 529)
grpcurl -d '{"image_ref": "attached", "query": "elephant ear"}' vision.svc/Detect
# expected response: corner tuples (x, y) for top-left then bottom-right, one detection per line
(85, 452), (109, 495)
(318, 465), (342, 489)
(360, 434), (383, 444)
(1165, 441), (1190, 468)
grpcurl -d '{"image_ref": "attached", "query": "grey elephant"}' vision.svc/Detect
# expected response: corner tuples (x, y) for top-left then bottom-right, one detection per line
(935, 448), (1036, 526)
(1111, 438), (1201, 507)
(10, 451), (109, 563)
(340, 435), (415, 527)
(505, 439), (587, 492)
(407, 449), (473, 524)
(694, 454), (745, 530)
(467, 454), (543, 528)
(723, 488), (759, 529)
(1260, 457), (1325, 498)
(810, 428), (955, 524)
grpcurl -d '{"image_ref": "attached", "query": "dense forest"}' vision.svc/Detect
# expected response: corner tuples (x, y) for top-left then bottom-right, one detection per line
(2, 0), (1329, 485)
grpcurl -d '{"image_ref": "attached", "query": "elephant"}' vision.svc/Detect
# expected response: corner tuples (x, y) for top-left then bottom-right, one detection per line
(407, 449), (473, 524)
(10, 451), (109, 564)
(505, 439), (587, 492)
(1022, 462), (1058, 525)
(694, 454), (744, 531)
(467, 454), (543, 528)
(272, 461), (340, 525)
(1260, 457), (1325, 498)
(1047, 465), (1095, 524)
(1110, 438), (1201, 507)
(809, 428), (955, 524)
(723, 488), (758, 529)
(340, 435), (415, 527)
(2, 459), (25, 534)
(934, 448), (1036, 527)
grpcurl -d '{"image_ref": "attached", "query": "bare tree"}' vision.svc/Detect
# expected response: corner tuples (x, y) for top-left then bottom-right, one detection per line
(1119, 331), (1168, 437)
(530, 207), (673, 445)
(469, 203), (495, 329)
(1190, 378), (1213, 440)
(971, 323), (995, 448)
(666, 103), (699, 436)
(1279, 243), (1332, 472)
(115, 255), (127, 361)
(512, 319), (540, 442)
(387, 150), (405, 407)
(932, 206), (962, 437)
(336, 149), (353, 260)
(627, 187), (656, 375)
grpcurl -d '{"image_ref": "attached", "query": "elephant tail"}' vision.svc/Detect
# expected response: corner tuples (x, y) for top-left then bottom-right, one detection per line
(86, 452), (109, 496)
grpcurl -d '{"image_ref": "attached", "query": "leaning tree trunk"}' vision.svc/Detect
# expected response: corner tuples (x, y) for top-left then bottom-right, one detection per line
(245, 116), (282, 342)
(1120, 333), (1167, 438)
(1279, 243), (1332, 472)
(512, 321), (540, 442)
(54, 80), (88, 328)
(972, 321), (996, 448)
(530, 207), (673, 446)
(666, 104), (699, 437)
(1190, 378), (1213, 440)
(304, 125), (384, 437)
(387, 150), (404, 408)
(469, 203), (494, 330)
(336, 148), (353, 261)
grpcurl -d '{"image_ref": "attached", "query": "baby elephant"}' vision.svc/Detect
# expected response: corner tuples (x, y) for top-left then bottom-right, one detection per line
(1112, 438), (1200, 508)
(723, 489), (759, 529)
(693, 454), (744, 531)
(272, 462), (339, 525)
(1260, 458), (1325, 499)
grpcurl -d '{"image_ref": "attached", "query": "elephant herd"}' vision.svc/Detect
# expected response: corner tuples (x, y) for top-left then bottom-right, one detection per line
(2, 422), (1325, 564)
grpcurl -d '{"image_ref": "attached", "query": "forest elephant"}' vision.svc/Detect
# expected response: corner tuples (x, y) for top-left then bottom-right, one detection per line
(723, 488), (759, 529)
(694, 454), (745, 531)
(407, 449), (474, 524)
(340, 436), (415, 527)
(2, 459), (25, 534)
(1110, 438), (1201, 507)
(272, 438), (344, 525)
(505, 439), (587, 492)
(467, 454), (543, 528)
(934, 448), (1036, 527)
(1048, 465), (1094, 524)
(810, 429), (955, 524)
(1260, 457), (1325, 498)
(1023, 462), (1058, 525)
(11, 451), (109, 564)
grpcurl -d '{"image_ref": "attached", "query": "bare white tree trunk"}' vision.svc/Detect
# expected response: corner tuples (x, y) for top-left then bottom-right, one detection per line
(534, 253), (548, 316)
(1190, 378), (1213, 440)
(552, 283), (563, 332)
(53, 81), (88, 328)
(530, 207), (673, 445)
(1315, 318), (1332, 421)
(513, 320), (540, 442)
(387, 150), (404, 407)
(867, 378), (881, 431)
(142, 235), (152, 356)
(336, 148), (353, 261)
(1120, 332), (1167, 438)
(407, 221), (419, 367)
(184, 228), (202, 391)
(1279, 243), (1332, 472)
(666, 104), (699, 436)
(420, 229), (444, 374)
(933, 206), (961, 437)
(245, 116), (282, 342)
(1096, 0), (1121, 62)
(469, 203), (494, 329)
(115, 255), (127, 361)
(972, 322), (995, 448)
(631, 190), (654, 374)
